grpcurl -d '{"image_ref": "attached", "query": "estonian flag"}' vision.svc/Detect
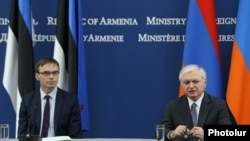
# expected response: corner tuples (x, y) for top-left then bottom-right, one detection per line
(2, 0), (35, 137)
(53, 0), (89, 130)
(179, 0), (223, 98)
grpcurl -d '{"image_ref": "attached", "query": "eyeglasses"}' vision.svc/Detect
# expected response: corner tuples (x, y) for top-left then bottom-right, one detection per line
(38, 71), (59, 76)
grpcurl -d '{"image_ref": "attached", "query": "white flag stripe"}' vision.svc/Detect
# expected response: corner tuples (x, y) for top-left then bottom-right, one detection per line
(3, 24), (22, 138)
(15, 91), (21, 137)
(3, 26), (18, 112)
(53, 38), (68, 91)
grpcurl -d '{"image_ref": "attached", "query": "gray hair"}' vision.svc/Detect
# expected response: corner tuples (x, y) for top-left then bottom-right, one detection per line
(178, 64), (207, 81)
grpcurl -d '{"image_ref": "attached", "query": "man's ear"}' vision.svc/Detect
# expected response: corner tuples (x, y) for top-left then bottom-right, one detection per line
(35, 73), (39, 81)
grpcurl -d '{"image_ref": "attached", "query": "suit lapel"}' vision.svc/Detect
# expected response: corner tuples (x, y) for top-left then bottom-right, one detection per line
(33, 90), (42, 133)
(54, 89), (63, 130)
(197, 94), (211, 126)
(180, 96), (193, 129)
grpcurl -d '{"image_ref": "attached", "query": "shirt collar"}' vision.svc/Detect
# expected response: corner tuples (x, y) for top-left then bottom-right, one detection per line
(187, 92), (204, 108)
(40, 87), (57, 100)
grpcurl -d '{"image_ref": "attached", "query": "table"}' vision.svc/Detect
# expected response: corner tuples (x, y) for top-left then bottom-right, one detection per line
(1, 138), (156, 141)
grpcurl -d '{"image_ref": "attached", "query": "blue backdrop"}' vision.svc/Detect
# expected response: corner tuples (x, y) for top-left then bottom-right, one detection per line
(0, 0), (238, 138)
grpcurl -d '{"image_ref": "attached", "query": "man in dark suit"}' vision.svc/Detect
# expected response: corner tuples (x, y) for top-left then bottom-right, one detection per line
(160, 64), (233, 141)
(18, 57), (83, 138)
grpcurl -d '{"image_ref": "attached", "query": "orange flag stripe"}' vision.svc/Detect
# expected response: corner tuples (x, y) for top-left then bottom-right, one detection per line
(226, 41), (250, 124)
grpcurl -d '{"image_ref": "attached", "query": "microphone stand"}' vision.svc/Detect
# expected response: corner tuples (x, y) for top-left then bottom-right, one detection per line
(178, 105), (198, 141)
(19, 104), (41, 141)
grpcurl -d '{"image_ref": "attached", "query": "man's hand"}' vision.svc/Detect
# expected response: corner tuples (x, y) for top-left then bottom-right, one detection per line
(169, 125), (188, 139)
(188, 126), (204, 141)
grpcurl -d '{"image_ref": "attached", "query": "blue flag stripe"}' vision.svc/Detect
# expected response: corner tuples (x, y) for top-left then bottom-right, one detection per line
(183, 0), (223, 98)
(19, 0), (32, 35)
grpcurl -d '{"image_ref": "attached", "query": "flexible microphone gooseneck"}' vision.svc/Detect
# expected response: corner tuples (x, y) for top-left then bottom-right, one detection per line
(182, 104), (198, 141)
(19, 103), (41, 141)
(26, 104), (37, 138)
(183, 106), (193, 140)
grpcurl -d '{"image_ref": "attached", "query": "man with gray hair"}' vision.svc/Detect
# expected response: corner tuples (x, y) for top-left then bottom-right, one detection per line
(160, 64), (233, 141)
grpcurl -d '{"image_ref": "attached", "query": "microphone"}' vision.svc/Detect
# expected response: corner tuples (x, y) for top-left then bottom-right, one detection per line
(182, 105), (197, 141)
(26, 104), (37, 138)
(19, 104), (41, 141)
(183, 110), (192, 140)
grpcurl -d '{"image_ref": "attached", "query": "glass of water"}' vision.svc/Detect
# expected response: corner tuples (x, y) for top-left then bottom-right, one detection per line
(156, 124), (165, 141)
(0, 124), (9, 139)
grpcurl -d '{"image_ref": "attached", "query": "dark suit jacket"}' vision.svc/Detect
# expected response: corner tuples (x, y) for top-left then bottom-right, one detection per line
(18, 88), (83, 138)
(160, 92), (233, 141)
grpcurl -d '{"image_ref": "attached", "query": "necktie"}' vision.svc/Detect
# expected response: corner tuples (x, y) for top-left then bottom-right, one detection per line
(191, 103), (197, 126)
(41, 95), (50, 137)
